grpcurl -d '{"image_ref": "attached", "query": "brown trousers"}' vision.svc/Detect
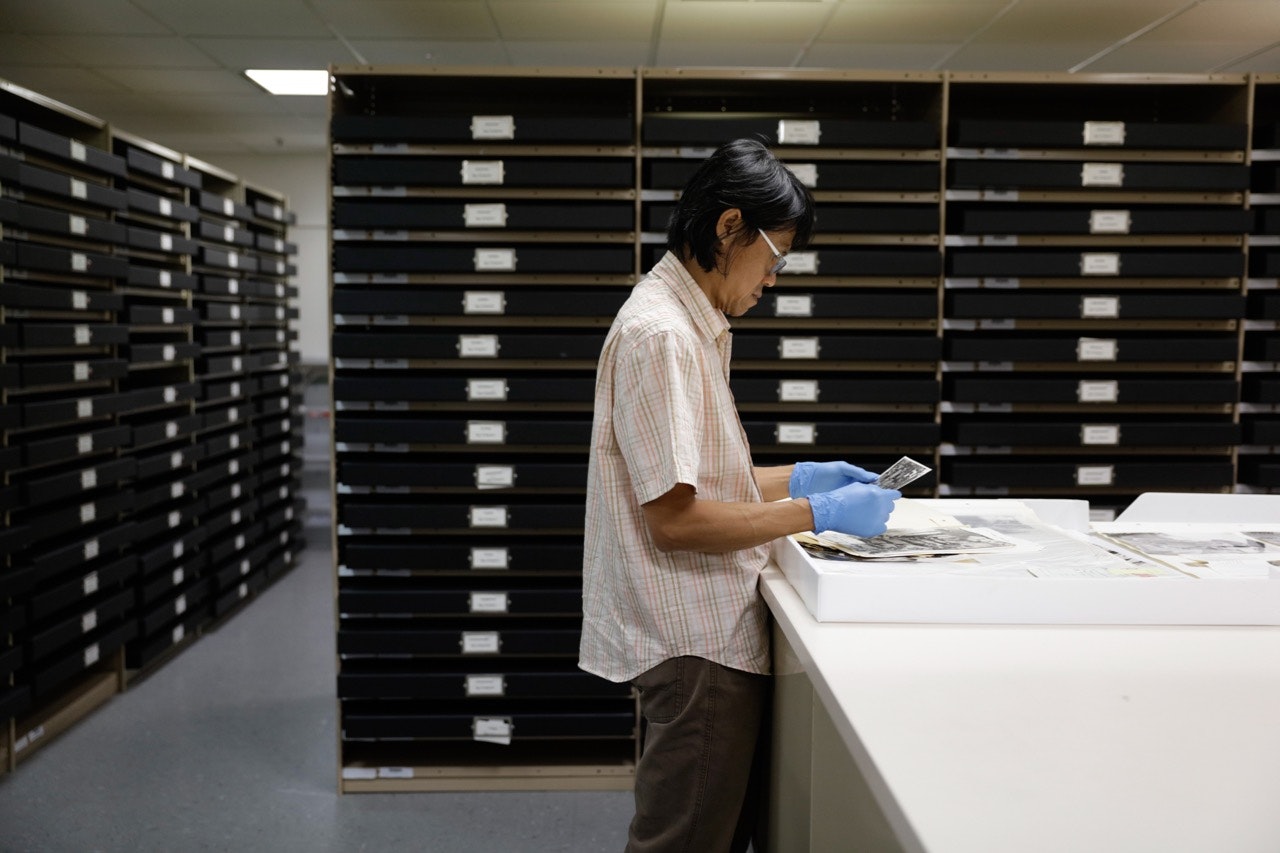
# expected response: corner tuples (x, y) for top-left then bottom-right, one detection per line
(626, 656), (770, 853)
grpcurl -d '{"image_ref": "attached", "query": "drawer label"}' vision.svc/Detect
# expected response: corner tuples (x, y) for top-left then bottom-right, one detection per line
(1089, 210), (1131, 234)
(74, 324), (91, 345)
(475, 464), (514, 489)
(466, 674), (505, 697)
(469, 506), (509, 528)
(464, 203), (508, 228)
(1081, 162), (1124, 187)
(466, 420), (507, 444)
(474, 248), (516, 272)
(1081, 424), (1121, 446)
(1083, 121), (1126, 146)
(83, 571), (99, 595)
(471, 115), (515, 140)
(473, 716), (513, 745)
(1076, 337), (1118, 361)
(1078, 380), (1119, 403)
(471, 547), (510, 570)
(77, 434), (94, 454)
(463, 291), (506, 315)
(1080, 252), (1120, 276)
(461, 631), (500, 654)
(1081, 295), (1120, 318)
(467, 378), (508, 401)
(83, 643), (100, 667)
(74, 361), (90, 381)
(1076, 464), (1115, 486)
(780, 251), (818, 274)
(775, 294), (813, 317)
(776, 423), (816, 445)
(469, 592), (509, 614)
(780, 337), (820, 359)
(459, 334), (499, 358)
(80, 502), (96, 523)
(785, 162), (818, 188)
(81, 468), (98, 490)
(81, 610), (97, 633)
(777, 119), (821, 145)
(779, 379), (819, 402)
(461, 160), (505, 185)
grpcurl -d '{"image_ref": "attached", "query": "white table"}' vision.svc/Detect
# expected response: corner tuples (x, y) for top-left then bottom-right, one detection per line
(762, 495), (1280, 853)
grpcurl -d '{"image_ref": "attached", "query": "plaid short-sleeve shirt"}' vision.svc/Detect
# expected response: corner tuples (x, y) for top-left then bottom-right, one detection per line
(579, 252), (770, 683)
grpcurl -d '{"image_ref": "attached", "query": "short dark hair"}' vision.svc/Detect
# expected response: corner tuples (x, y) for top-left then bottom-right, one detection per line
(666, 138), (815, 273)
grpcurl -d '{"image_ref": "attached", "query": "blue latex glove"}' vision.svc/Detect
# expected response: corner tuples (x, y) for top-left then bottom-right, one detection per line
(789, 460), (879, 499)
(807, 482), (901, 538)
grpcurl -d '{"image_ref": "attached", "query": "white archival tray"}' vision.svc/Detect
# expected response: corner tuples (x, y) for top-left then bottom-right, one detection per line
(772, 499), (1280, 626)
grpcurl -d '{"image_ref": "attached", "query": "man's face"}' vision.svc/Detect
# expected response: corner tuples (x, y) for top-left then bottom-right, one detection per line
(714, 228), (794, 318)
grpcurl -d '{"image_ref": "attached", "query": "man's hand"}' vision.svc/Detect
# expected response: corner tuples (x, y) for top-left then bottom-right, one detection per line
(789, 461), (879, 499)
(806, 482), (901, 538)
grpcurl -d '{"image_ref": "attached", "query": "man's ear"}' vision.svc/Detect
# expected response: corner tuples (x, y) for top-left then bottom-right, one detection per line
(716, 208), (743, 242)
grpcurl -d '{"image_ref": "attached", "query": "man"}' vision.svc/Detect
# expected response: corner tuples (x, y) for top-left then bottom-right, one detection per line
(580, 138), (902, 852)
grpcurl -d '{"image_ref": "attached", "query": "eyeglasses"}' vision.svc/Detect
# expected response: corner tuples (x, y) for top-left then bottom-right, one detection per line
(758, 229), (787, 276)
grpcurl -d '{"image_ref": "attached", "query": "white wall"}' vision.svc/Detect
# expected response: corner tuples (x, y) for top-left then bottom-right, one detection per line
(188, 152), (330, 367)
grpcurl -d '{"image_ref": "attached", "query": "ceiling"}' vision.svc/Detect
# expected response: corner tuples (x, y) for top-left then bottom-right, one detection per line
(1, 0), (1279, 156)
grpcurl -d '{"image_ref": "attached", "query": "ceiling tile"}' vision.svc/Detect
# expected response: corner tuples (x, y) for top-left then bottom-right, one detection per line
(942, 42), (1109, 71)
(1085, 41), (1269, 72)
(34, 35), (220, 69)
(505, 40), (650, 66)
(0, 67), (128, 97)
(130, 0), (333, 37)
(344, 39), (513, 65)
(800, 42), (960, 69)
(661, 2), (834, 42)
(311, 0), (500, 39)
(1218, 43), (1280, 72)
(975, 0), (1190, 45)
(1135, 0), (1280, 41)
(654, 41), (803, 66)
(489, 1), (656, 41)
(820, 2), (1004, 43)
(96, 68), (261, 96)
(189, 37), (354, 68)
(0, 0), (170, 34)
(0, 35), (76, 66)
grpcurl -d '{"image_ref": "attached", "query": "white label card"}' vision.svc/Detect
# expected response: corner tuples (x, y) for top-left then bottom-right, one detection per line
(463, 291), (506, 315)
(464, 203), (508, 228)
(476, 465), (514, 489)
(1081, 424), (1121, 446)
(779, 380), (819, 402)
(70, 215), (87, 236)
(70, 140), (87, 161)
(81, 610), (97, 633)
(459, 334), (499, 358)
(84, 644), (100, 667)
(80, 503), (96, 523)
(1081, 295), (1120, 318)
(473, 717), (513, 745)
(1083, 121), (1126, 146)
(469, 592), (509, 614)
(81, 469), (97, 490)
(1078, 380), (1119, 403)
(74, 362), (90, 381)
(466, 421), (507, 444)
(780, 337), (820, 359)
(72, 290), (88, 310)
(470, 506), (509, 528)
(471, 115), (515, 140)
(83, 572), (99, 595)
(777, 119), (821, 145)
(774, 295), (813, 317)
(1081, 253), (1120, 276)
(466, 675), (505, 697)
(461, 160), (505, 185)
(471, 547), (510, 569)
(462, 631), (500, 654)
(474, 248), (516, 272)
(71, 178), (87, 199)
(467, 379), (507, 401)
(1077, 337), (1118, 362)
(1081, 162), (1124, 187)
(785, 162), (818, 188)
(777, 423), (816, 444)
(1076, 465), (1115, 486)
(1089, 210), (1131, 234)
(77, 434), (93, 454)
(74, 325), (91, 345)
(780, 252), (818, 274)
(77, 399), (94, 419)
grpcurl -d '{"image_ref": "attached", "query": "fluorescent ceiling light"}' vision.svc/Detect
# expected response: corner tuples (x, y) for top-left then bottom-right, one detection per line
(245, 69), (329, 96)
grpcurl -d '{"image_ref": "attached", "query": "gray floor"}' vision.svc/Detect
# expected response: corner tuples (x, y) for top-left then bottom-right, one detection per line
(0, 537), (633, 853)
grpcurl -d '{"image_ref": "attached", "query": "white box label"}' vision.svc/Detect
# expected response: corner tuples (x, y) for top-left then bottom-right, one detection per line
(476, 465), (514, 489)
(776, 423), (816, 445)
(780, 337), (819, 359)
(466, 420), (506, 444)
(779, 380), (818, 403)
(1076, 337), (1118, 361)
(84, 644), (100, 667)
(227, 252), (239, 269)
(774, 295), (813, 317)
(1081, 253), (1120, 276)
(74, 325), (91, 345)
(169, 510), (181, 528)
(165, 421), (178, 439)
(173, 566), (185, 585)
(469, 592), (509, 614)
(70, 215), (87, 236)
(464, 203), (508, 228)
(1081, 424), (1121, 445)
(71, 178), (87, 199)
(222, 198), (235, 217)
(81, 469), (98, 490)
(71, 253), (88, 272)
(230, 305), (241, 320)
(159, 199), (172, 218)
(172, 624), (185, 644)
(461, 160), (504, 185)
(72, 290), (89, 309)
(77, 398), (94, 419)
(466, 675), (505, 697)
(162, 161), (175, 180)
(83, 572), (99, 595)
(471, 115), (515, 140)
(777, 119), (821, 145)
(1081, 295), (1120, 318)
(175, 594), (187, 616)
(473, 717), (513, 744)
(77, 434), (94, 454)
(69, 140), (87, 161)
(74, 362), (90, 381)
(1089, 210), (1131, 234)
(80, 502), (96, 523)
(467, 379), (507, 401)
(459, 334), (499, 358)
(780, 251), (817, 274)
(1076, 464), (1115, 486)
(224, 226), (235, 243)
(170, 451), (184, 469)
(463, 291), (506, 315)
(1078, 380), (1119, 403)
(470, 506), (509, 528)
(1083, 121), (1126, 146)
(171, 482), (185, 499)
(785, 162), (818, 188)
(471, 547), (510, 569)
(1081, 162), (1124, 187)
(474, 248), (516, 272)
(462, 631), (500, 654)
(161, 234), (173, 252)
(81, 610), (97, 633)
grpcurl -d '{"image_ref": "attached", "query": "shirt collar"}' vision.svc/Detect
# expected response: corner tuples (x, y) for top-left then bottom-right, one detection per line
(652, 251), (731, 344)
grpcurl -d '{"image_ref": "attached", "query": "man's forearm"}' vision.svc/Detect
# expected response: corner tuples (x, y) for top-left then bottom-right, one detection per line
(644, 487), (814, 554)
(753, 465), (795, 503)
